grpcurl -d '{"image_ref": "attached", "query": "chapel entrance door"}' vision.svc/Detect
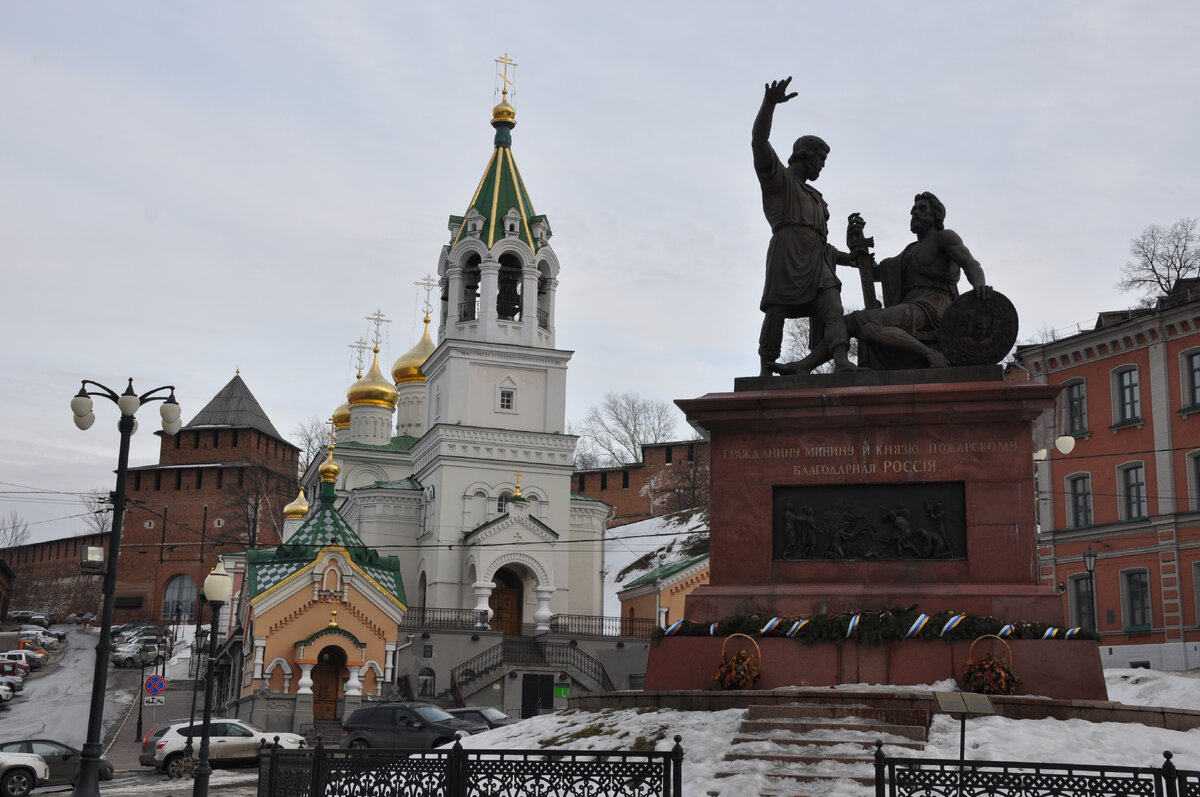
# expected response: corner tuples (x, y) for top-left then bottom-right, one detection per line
(488, 568), (522, 636)
(312, 646), (345, 721)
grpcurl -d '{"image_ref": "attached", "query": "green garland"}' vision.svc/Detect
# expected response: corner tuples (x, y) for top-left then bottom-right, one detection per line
(654, 606), (1101, 644)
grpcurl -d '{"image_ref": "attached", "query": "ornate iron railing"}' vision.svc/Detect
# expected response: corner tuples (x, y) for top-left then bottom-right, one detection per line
(458, 301), (477, 322)
(400, 608), (654, 638)
(259, 736), (683, 797)
(537, 308), (550, 330)
(549, 614), (656, 638)
(874, 743), (1193, 797)
(541, 642), (615, 692)
(398, 608), (483, 630)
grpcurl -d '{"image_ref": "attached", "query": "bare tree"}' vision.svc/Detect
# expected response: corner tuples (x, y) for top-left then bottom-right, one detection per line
(291, 415), (330, 476)
(80, 489), (113, 535)
(641, 459), (711, 517)
(0, 510), (31, 548)
(216, 466), (294, 549)
(1117, 218), (1200, 300)
(568, 422), (602, 469)
(576, 392), (680, 466)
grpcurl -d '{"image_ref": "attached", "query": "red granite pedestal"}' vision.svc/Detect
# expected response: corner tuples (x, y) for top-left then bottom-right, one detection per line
(646, 370), (1107, 700)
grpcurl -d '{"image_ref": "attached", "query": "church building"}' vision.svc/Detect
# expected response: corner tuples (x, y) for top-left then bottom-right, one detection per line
(226, 83), (649, 733)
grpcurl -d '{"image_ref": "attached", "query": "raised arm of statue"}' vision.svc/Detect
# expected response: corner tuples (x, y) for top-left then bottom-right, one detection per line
(752, 77), (796, 172)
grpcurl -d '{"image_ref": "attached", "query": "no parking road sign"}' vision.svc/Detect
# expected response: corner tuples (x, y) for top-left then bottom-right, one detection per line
(145, 674), (167, 695)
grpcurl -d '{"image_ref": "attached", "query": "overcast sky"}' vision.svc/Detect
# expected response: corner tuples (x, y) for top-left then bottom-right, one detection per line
(3, 2), (1197, 543)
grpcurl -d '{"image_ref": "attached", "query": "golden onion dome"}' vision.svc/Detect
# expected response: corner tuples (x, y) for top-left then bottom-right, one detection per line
(392, 315), (436, 383)
(346, 348), (398, 408)
(283, 489), (308, 519)
(331, 400), (350, 430)
(318, 445), (341, 483)
(492, 88), (516, 126)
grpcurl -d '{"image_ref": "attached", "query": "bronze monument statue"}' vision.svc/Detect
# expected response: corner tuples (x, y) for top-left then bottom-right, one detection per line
(753, 76), (859, 376)
(779, 192), (1015, 373)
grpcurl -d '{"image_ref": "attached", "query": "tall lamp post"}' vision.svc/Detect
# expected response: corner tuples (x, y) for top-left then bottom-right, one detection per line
(70, 378), (180, 797)
(193, 560), (232, 797)
(134, 646), (155, 742)
(1083, 546), (1098, 630)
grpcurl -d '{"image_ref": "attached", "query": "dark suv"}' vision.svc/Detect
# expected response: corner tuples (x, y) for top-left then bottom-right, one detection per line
(341, 702), (486, 749)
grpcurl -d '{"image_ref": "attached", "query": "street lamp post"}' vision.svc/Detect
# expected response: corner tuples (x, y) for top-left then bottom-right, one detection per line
(184, 588), (206, 770)
(1083, 546), (1098, 630)
(193, 560), (232, 797)
(70, 378), (180, 797)
(135, 646), (155, 742)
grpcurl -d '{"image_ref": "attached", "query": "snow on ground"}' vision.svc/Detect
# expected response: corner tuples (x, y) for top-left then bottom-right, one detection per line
(456, 669), (1200, 797)
(603, 512), (708, 616)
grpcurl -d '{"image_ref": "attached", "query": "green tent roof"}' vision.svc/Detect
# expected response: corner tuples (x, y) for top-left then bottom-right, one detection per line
(451, 111), (547, 251)
(246, 482), (406, 607)
(623, 553), (709, 590)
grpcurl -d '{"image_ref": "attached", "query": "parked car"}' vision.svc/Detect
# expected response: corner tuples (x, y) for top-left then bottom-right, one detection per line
(19, 625), (64, 642)
(340, 702), (487, 750)
(0, 740), (112, 786)
(4, 612), (32, 625)
(154, 719), (305, 778)
(0, 675), (23, 694)
(0, 684), (12, 703)
(0, 749), (49, 797)
(446, 706), (515, 729)
(0, 660), (28, 679)
(138, 718), (190, 768)
(110, 639), (168, 667)
(25, 614), (50, 629)
(0, 651), (42, 671)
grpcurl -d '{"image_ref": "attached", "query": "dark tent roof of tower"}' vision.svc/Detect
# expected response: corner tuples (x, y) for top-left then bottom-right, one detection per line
(184, 374), (290, 443)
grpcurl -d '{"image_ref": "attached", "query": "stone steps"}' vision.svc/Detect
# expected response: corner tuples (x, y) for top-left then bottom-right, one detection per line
(707, 698), (932, 797)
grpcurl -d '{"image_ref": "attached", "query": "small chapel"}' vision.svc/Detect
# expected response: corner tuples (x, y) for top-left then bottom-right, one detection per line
(229, 77), (649, 734)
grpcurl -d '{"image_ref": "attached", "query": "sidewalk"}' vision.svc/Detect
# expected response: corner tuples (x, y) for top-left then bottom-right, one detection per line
(102, 645), (199, 771)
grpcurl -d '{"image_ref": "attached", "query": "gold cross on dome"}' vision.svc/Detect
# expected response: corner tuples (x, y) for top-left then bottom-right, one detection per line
(348, 335), (370, 377)
(365, 308), (391, 349)
(495, 52), (517, 98)
(414, 274), (438, 317)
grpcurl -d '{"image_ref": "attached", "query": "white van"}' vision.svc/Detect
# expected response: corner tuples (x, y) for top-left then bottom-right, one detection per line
(0, 651), (43, 671)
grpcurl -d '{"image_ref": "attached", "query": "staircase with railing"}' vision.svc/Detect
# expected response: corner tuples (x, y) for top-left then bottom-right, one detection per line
(438, 637), (616, 705)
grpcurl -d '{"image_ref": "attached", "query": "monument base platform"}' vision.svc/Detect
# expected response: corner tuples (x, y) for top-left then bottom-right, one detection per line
(684, 582), (1064, 626)
(643, 636), (1107, 700)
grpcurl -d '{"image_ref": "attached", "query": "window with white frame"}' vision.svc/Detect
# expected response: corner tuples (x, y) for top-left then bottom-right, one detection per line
(1066, 473), (1093, 528)
(495, 377), (518, 414)
(1186, 351), (1200, 409)
(1121, 569), (1151, 630)
(1069, 573), (1096, 630)
(1118, 463), (1148, 520)
(1114, 367), (1141, 425)
(496, 492), (511, 514)
(1065, 380), (1088, 434)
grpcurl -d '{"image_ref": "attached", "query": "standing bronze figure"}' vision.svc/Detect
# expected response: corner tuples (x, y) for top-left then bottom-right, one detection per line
(753, 76), (857, 376)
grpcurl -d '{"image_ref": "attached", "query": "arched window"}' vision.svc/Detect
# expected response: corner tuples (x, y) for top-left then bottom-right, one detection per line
(497, 254), (522, 320)
(497, 492), (512, 514)
(461, 254), (481, 321)
(418, 667), (435, 698)
(162, 574), (197, 623)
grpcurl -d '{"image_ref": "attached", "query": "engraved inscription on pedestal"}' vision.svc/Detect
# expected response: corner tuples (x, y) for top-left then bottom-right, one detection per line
(773, 483), (966, 561)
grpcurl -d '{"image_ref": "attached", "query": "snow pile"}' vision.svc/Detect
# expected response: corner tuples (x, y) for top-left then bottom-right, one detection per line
(457, 670), (1200, 797)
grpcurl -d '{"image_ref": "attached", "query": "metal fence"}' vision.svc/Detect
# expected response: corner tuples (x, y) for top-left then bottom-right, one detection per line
(874, 743), (1198, 797)
(258, 736), (684, 797)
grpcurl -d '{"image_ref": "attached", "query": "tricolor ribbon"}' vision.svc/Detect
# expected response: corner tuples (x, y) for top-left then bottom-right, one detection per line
(760, 617), (782, 635)
(1042, 627), (1059, 639)
(845, 614), (860, 638)
(940, 614), (965, 637)
(663, 620), (686, 636)
(1065, 627), (1080, 639)
(709, 622), (719, 636)
(786, 619), (810, 637)
(998, 624), (1015, 638)
(906, 613), (930, 638)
